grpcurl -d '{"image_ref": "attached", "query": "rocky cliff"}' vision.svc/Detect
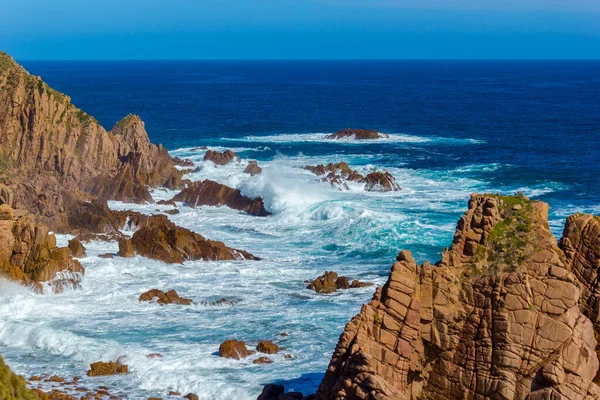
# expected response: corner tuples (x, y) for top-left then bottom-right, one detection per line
(0, 51), (184, 231)
(316, 194), (600, 400)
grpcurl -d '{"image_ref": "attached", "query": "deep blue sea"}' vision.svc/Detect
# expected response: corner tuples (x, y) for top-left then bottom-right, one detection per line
(0, 60), (599, 399)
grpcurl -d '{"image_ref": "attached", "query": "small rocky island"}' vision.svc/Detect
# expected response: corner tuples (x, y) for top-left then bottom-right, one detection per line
(326, 128), (389, 140)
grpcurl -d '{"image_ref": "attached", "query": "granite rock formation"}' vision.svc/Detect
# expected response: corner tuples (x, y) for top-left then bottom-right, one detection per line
(218, 340), (255, 360)
(363, 171), (401, 192)
(87, 361), (128, 377)
(0, 52), (185, 231)
(326, 128), (389, 140)
(0, 204), (84, 293)
(203, 149), (240, 165)
(316, 194), (600, 400)
(172, 180), (271, 216)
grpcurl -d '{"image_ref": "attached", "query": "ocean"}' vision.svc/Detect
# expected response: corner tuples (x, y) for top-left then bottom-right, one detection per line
(1, 60), (599, 399)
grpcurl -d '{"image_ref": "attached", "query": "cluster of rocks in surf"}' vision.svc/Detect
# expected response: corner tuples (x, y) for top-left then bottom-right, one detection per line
(218, 338), (292, 365)
(304, 162), (401, 192)
(325, 128), (389, 140)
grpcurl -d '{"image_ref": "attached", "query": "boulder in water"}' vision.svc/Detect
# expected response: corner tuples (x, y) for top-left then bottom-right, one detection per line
(218, 339), (254, 360)
(138, 289), (192, 305)
(203, 150), (240, 165)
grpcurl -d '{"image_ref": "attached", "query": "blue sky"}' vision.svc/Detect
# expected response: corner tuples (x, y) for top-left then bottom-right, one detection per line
(2, 0), (599, 59)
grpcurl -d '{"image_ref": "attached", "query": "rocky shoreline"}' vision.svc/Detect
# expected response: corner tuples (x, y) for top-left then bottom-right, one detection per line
(2, 50), (600, 400)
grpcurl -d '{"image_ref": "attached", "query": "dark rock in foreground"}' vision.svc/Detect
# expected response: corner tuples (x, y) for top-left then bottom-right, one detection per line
(326, 128), (389, 140)
(172, 180), (270, 216)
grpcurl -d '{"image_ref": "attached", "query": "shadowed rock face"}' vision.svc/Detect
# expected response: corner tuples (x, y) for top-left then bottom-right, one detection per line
(316, 194), (600, 400)
(172, 180), (271, 216)
(560, 213), (600, 381)
(0, 204), (84, 293)
(0, 52), (184, 231)
(326, 128), (389, 140)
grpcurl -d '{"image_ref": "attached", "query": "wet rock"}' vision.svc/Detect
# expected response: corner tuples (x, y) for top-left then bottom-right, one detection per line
(256, 340), (279, 354)
(146, 353), (163, 359)
(257, 385), (308, 400)
(325, 128), (388, 140)
(363, 171), (401, 192)
(306, 271), (371, 294)
(253, 357), (273, 364)
(86, 361), (128, 377)
(46, 376), (64, 383)
(244, 160), (262, 176)
(183, 394), (199, 400)
(164, 209), (179, 215)
(139, 289), (192, 305)
(218, 339), (254, 360)
(172, 180), (270, 216)
(67, 239), (86, 258)
(130, 218), (257, 264)
(200, 298), (239, 306)
(116, 238), (135, 258)
(97, 253), (114, 259)
(29, 376), (42, 381)
(0, 205), (84, 293)
(203, 150), (240, 165)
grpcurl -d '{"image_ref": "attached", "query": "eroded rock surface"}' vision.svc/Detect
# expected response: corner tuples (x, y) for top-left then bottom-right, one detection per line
(326, 128), (389, 140)
(172, 180), (270, 216)
(316, 194), (600, 400)
(0, 205), (84, 293)
(0, 52), (185, 231)
(218, 340), (254, 360)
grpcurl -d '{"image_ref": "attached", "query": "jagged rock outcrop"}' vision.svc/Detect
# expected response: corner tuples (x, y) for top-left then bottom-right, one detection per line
(256, 340), (279, 354)
(560, 213), (600, 381)
(244, 160), (262, 176)
(127, 217), (258, 264)
(0, 356), (36, 400)
(203, 149), (240, 165)
(304, 162), (400, 192)
(326, 128), (389, 140)
(363, 171), (401, 192)
(316, 194), (600, 400)
(172, 180), (270, 216)
(0, 204), (84, 293)
(0, 52), (185, 231)
(139, 289), (192, 305)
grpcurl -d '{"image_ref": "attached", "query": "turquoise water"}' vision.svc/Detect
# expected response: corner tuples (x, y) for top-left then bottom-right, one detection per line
(0, 60), (599, 399)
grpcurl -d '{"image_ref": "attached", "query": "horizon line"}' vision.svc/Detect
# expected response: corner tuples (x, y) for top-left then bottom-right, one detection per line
(18, 58), (600, 62)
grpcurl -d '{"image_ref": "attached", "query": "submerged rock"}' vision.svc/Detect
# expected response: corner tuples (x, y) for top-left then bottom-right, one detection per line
(203, 149), (240, 165)
(138, 289), (192, 305)
(315, 194), (600, 400)
(253, 357), (273, 364)
(87, 361), (128, 377)
(218, 339), (255, 360)
(244, 160), (263, 176)
(325, 128), (389, 140)
(172, 180), (270, 216)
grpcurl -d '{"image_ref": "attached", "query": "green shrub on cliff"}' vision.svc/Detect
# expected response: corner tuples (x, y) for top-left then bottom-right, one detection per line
(0, 356), (35, 400)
